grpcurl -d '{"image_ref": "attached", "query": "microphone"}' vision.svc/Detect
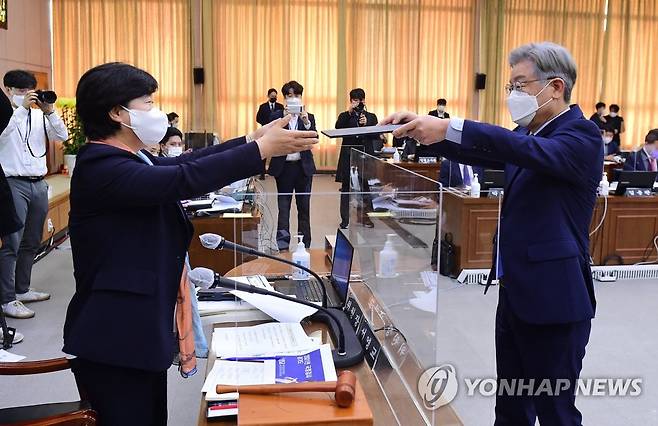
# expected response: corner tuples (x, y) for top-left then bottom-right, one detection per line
(214, 275), (363, 368)
(200, 233), (329, 308)
(187, 267), (218, 289)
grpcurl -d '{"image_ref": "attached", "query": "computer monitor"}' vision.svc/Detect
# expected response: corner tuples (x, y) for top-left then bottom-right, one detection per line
(614, 171), (658, 195)
(330, 230), (354, 303)
(480, 169), (505, 192)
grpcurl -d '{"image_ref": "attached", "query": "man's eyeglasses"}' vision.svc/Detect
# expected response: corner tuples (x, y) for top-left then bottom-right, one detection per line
(505, 77), (558, 95)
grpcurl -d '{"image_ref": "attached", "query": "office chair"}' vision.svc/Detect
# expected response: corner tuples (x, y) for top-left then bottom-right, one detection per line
(0, 357), (97, 425)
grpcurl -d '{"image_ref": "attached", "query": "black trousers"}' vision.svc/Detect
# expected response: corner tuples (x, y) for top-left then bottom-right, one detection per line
(70, 358), (168, 426)
(494, 288), (591, 426)
(275, 161), (312, 250)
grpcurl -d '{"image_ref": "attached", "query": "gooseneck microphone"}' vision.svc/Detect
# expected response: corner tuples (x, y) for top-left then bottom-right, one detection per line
(199, 233), (329, 308)
(210, 274), (363, 367)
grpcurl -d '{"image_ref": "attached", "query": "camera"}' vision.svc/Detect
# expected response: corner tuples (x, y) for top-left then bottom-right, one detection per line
(286, 97), (304, 115)
(35, 90), (57, 104)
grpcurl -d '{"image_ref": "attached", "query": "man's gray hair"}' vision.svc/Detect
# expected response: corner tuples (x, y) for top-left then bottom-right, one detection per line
(508, 42), (577, 103)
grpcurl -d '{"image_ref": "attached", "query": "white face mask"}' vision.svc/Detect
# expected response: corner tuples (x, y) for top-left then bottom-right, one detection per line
(603, 136), (613, 144)
(609, 112), (618, 118)
(121, 105), (169, 146)
(506, 80), (554, 128)
(11, 94), (25, 107)
(168, 146), (184, 157)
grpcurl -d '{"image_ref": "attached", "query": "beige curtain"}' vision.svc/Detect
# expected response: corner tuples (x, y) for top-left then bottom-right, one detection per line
(601, 0), (658, 149)
(203, 0), (476, 169)
(52, 0), (192, 130)
(480, 0), (607, 128)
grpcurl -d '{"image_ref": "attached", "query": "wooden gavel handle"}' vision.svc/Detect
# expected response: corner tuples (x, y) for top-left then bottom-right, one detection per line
(216, 381), (337, 395)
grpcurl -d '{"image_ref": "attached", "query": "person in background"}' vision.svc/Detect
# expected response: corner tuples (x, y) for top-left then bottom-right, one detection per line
(605, 104), (624, 145)
(268, 81), (316, 250)
(623, 129), (658, 172)
(0, 70), (68, 320)
(439, 160), (484, 188)
(428, 98), (450, 119)
(256, 89), (284, 179)
(335, 88), (377, 229)
(63, 62), (317, 425)
(167, 112), (179, 128)
(589, 102), (607, 130)
(602, 125), (621, 161)
(158, 126), (185, 157)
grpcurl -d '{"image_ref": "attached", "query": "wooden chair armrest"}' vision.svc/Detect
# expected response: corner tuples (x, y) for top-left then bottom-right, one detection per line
(0, 357), (71, 375)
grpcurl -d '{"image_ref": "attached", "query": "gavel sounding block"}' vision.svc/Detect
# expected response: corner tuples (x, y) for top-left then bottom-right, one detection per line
(237, 378), (373, 426)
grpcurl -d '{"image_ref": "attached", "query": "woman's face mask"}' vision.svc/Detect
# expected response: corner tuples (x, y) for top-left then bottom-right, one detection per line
(120, 105), (169, 146)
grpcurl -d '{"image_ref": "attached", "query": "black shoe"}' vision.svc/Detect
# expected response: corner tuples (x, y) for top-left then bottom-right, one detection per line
(362, 216), (374, 228)
(339, 222), (349, 229)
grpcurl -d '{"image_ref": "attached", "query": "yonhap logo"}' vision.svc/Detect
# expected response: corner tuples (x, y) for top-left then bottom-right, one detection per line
(418, 364), (458, 410)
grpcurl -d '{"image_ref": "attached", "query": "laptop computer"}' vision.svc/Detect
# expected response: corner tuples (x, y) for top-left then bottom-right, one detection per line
(273, 229), (354, 308)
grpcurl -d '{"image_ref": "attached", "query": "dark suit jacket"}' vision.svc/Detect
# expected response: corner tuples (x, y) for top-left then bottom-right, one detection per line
(0, 92), (22, 237)
(256, 101), (284, 126)
(428, 109), (450, 119)
(439, 160), (484, 187)
(267, 111), (316, 177)
(604, 140), (621, 156)
(623, 148), (651, 172)
(63, 137), (264, 371)
(429, 105), (602, 324)
(335, 110), (378, 183)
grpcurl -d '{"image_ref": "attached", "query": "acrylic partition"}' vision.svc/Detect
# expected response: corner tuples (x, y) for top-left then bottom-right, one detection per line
(191, 154), (508, 425)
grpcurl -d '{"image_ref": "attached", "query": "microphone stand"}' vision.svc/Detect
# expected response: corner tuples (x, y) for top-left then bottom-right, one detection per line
(216, 276), (364, 368)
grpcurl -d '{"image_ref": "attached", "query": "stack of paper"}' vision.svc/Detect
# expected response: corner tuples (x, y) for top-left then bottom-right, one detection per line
(212, 322), (319, 359)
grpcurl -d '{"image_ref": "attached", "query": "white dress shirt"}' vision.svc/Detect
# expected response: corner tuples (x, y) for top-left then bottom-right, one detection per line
(0, 106), (69, 177)
(285, 113), (311, 161)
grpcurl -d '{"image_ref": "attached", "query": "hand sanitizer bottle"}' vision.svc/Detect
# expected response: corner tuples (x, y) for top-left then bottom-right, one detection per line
(378, 234), (398, 278)
(393, 149), (401, 163)
(600, 172), (609, 196)
(470, 173), (481, 198)
(292, 235), (310, 280)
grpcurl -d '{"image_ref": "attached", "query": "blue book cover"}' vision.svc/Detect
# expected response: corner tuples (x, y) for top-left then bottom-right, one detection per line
(274, 345), (336, 384)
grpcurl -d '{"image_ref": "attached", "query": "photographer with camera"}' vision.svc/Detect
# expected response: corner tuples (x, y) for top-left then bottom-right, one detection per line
(335, 88), (378, 229)
(0, 70), (68, 320)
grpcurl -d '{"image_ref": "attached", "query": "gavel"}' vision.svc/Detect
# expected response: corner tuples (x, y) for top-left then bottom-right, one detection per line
(215, 370), (357, 408)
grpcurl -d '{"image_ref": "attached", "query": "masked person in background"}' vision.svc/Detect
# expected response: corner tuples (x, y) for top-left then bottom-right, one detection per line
(624, 129), (658, 173)
(62, 63), (318, 425)
(381, 42), (601, 425)
(428, 98), (450, 119)
(158, 126), (185, 157)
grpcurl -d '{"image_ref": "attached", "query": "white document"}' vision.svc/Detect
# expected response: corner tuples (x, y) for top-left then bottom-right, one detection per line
(202, 359), (275, 394)
(212, 322), (318, 359)
(0, 349), (26, 362)
(229, 288), (317, 323)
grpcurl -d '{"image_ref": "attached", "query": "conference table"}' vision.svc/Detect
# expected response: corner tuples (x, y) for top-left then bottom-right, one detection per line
(441, 188), (658, 273)
(196, 249), (463, 426)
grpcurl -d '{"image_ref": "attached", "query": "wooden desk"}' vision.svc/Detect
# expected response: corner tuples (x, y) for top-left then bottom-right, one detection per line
(394, 160), (440, 181)
(188, 206), (261, 275)
(197, 250), (462, 426)
(43, 174), (71, 243)
(441, 189), (658, 271)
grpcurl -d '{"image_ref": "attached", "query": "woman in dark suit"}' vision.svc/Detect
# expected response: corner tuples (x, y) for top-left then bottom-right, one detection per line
(62, 63), (318, 425)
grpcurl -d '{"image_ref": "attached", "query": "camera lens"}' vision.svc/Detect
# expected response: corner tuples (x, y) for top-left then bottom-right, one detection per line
(36, 90), (57, 104)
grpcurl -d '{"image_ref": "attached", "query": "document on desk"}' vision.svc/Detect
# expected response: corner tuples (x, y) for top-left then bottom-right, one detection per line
(202, 359), (276, 394)
(212, 322), (319, 359)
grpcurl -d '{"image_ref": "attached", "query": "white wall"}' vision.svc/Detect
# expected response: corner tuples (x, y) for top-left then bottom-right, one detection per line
(0, 0), (52, 87)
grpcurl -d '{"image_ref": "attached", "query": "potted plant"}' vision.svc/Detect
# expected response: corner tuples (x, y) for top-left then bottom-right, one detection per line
(57, 97), (86, 175)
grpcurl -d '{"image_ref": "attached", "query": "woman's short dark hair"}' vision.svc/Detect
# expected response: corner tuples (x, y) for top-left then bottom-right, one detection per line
(609, 104), (620, 113)
(76, 62), (158, 140)
(167, 112), (179, 121)
(282, 81), (303, 96)
(3, 70), (37, 89)
(349, 88), (365, 101)
(159, 126), (183, 145)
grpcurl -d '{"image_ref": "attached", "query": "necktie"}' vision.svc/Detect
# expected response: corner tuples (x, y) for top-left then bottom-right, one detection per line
(651, 158), (657, 172)
(462, 164), (471, 186)
(270, 103), (274, 112)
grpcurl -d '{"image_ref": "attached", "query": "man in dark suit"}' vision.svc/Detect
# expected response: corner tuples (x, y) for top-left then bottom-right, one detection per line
(428, 98), (450, 119)
(256, 89), (284, 179)
(602, 125), (620, 160)
(268, 81), (316, 250)
(439, 160), (484, 188)
(256, 88), (284, 126)
(335, 88), (378, 229)
(623, 129), (658, 172)
(383, 42), (601, 425)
